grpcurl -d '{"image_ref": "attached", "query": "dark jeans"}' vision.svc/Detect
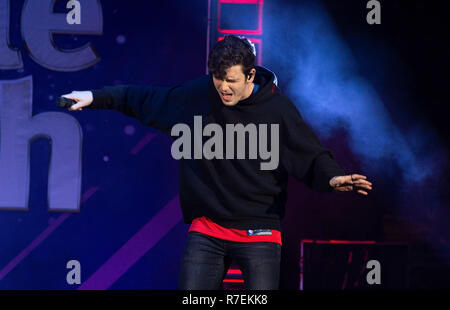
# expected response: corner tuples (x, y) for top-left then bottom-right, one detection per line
(178, 231), (281, 290)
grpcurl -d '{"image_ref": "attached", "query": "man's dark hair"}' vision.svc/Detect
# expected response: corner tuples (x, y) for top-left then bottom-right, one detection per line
(207, 35), (256, 80)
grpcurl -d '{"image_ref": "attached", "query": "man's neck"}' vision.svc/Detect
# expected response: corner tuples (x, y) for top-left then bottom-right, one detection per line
(241, 82), (255, 101)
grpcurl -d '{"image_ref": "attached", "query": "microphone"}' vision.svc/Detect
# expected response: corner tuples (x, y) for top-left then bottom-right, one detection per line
(56, 97), (77, 108)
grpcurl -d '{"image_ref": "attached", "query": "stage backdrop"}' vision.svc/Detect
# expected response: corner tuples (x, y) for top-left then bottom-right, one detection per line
(1, 0), (449, 289)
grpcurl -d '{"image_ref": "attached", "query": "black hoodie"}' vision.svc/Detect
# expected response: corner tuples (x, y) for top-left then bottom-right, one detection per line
(88, 66), (345, 230)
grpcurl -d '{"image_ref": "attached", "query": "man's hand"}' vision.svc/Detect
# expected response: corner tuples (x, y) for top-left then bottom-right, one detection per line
(329, 174), (372, 195)
(61, 91), (93, 111)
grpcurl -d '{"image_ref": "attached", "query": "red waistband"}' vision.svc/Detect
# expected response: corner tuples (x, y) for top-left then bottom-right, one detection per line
(188, 216), (282, 245)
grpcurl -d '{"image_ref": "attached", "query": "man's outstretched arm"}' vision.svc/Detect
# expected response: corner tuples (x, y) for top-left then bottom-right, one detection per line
(60, 76), (210, 135)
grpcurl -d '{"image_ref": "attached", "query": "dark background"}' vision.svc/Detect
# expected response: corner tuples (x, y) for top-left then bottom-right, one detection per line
(0, 0), (449, 289)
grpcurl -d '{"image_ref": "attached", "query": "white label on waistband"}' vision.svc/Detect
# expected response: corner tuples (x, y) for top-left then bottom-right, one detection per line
(247, 229), (272, 236)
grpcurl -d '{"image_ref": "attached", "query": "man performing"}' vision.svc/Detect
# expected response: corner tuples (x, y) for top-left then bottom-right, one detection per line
(61, 35), (372, 290)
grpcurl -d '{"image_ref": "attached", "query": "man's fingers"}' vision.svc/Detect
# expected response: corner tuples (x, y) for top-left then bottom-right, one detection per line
(331, 175), (372, 190)
(347, 175), (372, 186)
(71, 103), (82, 110)
(62, 92), (80, 111)
(335, 185), (353, 191)
(62, 93), (77, 100)
(353, 182), (372, 190)
(351, 174), (367, 180)
(353, 179), (372, 185)
(357, 185), (372, 191)
(334, 175), (353, 186)
(68, 102), (85, 111)
(335, 185), (370, 195)
(333, 177), (371, 194)
(345, 174), (368, 184)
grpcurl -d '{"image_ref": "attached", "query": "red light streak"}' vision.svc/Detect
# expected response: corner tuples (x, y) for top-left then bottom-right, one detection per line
(223, 279), (245, 283)
(302, 240), (377, 245)
(226, 268), (242, 275)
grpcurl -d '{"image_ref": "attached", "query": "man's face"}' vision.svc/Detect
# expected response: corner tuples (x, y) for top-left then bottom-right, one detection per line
(212, 65), (256, 106)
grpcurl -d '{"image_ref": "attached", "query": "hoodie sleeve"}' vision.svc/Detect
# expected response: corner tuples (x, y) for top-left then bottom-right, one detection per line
(280, 99), (346, 192)
(86, 76), (208, 135)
